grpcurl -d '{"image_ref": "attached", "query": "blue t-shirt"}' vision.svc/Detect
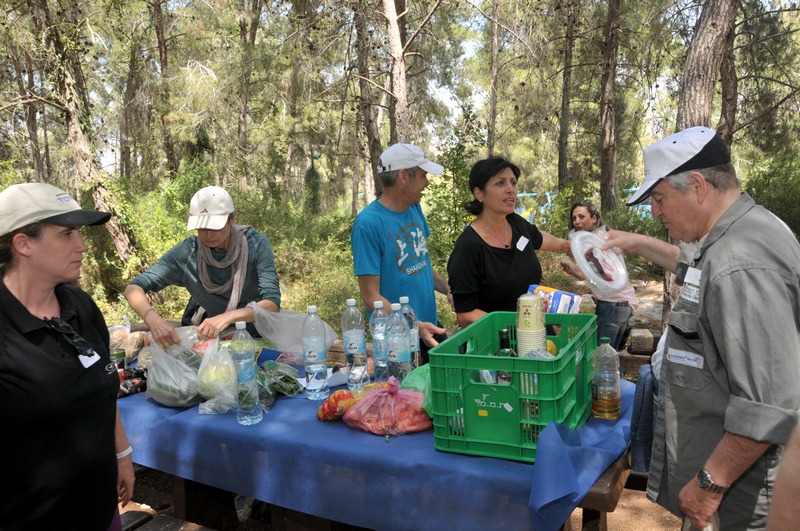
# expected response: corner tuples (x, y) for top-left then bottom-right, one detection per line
(131, 227), (281, 316)
(351, 201), (437, 324)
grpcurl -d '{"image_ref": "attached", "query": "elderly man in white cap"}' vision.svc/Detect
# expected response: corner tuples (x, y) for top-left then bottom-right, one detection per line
(125, 186), (280, 348)
(351, 143), (453, 366)
(605, 127), (800, 530)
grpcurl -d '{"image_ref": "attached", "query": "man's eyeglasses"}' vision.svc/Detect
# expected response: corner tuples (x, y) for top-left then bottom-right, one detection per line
(44, 317), (98, 358)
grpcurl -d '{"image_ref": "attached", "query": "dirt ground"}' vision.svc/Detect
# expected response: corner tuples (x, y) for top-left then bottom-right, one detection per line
(124, 279), (680, 530)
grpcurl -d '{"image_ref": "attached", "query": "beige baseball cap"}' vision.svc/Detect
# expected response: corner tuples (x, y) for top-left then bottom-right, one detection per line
(377, 143), (444, 175)
(0, 183), (111, 237)
(186, 186), (235, 230)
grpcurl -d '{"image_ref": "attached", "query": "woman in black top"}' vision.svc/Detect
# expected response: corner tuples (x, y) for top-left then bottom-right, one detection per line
(447, 157), (570, 327)
(0, 183), (135, 530)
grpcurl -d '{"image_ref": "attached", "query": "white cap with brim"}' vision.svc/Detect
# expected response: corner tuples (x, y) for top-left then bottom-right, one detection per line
(627, 126), (731, 206)
(186, 186), (235, 231)
(0, 183), (111, 237)
(377, 143), (444, 175)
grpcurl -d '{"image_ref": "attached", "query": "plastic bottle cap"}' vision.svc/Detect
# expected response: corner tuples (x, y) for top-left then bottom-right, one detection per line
(390, 303), (401, 311)
(399, 296), (409, 304)
(600, 337), (611, 344)
(346, 298), (356, 306)
(235, 321), (246, 329)
(308, 305), (317, 313)
(374, 301), (384, 308)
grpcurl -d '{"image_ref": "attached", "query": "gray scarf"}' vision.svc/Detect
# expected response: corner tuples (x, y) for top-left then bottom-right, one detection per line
(192, 225), (250, 324)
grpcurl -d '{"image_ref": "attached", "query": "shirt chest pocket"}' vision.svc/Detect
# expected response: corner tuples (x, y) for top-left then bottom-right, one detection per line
(666, 306), (712, 391)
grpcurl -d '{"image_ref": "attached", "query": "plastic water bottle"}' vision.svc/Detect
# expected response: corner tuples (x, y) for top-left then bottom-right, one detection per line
(592, 337), (621, 420)
(398, 296), (421, 367)
(230, 321), (263, 425)
(342, 298), (370, 390)
(302, 305), (330, 400)
(386, 303), (412, 383)
(369, 301), (389, 382)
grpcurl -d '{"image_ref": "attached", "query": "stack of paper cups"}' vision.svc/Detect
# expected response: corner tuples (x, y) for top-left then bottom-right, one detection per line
(516, 293), (547, 357)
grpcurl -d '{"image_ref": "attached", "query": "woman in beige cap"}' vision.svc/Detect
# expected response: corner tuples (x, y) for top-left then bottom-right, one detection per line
(0, 183), (135, 530)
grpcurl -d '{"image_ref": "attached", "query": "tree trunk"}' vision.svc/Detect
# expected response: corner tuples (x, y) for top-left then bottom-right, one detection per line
(152, 0), (179, 176)
(666, 0), (740, 326)
(676, 0), (740, 130)
(120, 37), (142, 181)
(557, 0), (575, 190)
(237, 0), (265, 185)
(28, 0), (138, 265)
(383, 0), (411, 142)
(717, 27), (738, 145)
(487, 0), (500, 157)
(11, 45), (45, 181)
(599, 0), (620, 214)
(354, 0), (384, 197)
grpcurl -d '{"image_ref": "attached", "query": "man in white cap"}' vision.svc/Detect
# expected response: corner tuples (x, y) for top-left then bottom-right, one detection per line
(125, 185), (280, 348)
(351, 143), (453, 364)
(605, 127), (800, 529)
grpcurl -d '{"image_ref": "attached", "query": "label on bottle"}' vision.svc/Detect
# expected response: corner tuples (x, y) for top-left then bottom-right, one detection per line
(343, 329), (367, 355)
(387, 336), (410, 363)
(303, 336), (327, 363)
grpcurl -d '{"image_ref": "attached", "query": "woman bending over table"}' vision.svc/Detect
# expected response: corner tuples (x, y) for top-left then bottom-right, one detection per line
(447, 157), (570, 327)
(0, 183), (134, 530)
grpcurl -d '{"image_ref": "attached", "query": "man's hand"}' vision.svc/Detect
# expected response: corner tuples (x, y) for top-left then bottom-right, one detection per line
(679, 477), (723, 530)
(419, 321), (446, 348)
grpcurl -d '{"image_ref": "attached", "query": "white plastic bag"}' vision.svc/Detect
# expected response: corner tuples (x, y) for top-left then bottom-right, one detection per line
(196, 339), (238, 414)
(249, 303), (337, 357)
(146, 341), (202, 407)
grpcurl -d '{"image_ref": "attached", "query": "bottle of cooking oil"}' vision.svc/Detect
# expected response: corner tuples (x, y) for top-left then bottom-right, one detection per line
(591, 337), (620, 420)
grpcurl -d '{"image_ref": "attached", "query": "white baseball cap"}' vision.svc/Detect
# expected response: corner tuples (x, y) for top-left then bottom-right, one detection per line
(0, 183), (111, 237)
(627, 126), (731, 206)
(186, 186), (235, 230)
(377, 143), (444, 175)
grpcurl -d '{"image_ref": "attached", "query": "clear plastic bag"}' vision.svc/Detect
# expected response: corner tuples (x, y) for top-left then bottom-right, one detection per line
(138, 325), (208, 369)
(343, 376), (432, 436)
(146, 341), (202, 407)
(196, 339), (238, 414)
(257, 360), (303, 397)
(249, 303), (337, 356)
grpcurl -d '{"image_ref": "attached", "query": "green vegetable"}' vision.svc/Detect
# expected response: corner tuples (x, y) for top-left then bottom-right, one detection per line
(257, 360), (303, 397)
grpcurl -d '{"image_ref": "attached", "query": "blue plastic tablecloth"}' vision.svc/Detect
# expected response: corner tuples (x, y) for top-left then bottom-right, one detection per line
(119, 380), (633, 530)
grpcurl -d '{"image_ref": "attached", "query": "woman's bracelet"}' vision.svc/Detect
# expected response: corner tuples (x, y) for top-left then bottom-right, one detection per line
(142, 308), (156, 321)
(116, 445), (133, 459)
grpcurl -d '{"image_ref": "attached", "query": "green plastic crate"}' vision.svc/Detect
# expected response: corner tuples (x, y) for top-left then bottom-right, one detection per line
(429, 312), (597, 462)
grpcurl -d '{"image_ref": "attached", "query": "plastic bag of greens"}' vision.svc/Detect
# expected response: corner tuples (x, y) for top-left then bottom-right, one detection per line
(399, 363), (432, 418)
(196, 339), (238, 414)
(257, 360), (303, 397)
(146, 341), (202, 408)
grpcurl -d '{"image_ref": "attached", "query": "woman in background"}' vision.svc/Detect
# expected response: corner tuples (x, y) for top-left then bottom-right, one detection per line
(447, 157), (570, 327)
(0, 183), (134, 530)
(560, 200), (637, 350)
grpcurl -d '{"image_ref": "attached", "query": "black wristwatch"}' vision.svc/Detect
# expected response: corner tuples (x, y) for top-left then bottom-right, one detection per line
(696, 468), (729, 494)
